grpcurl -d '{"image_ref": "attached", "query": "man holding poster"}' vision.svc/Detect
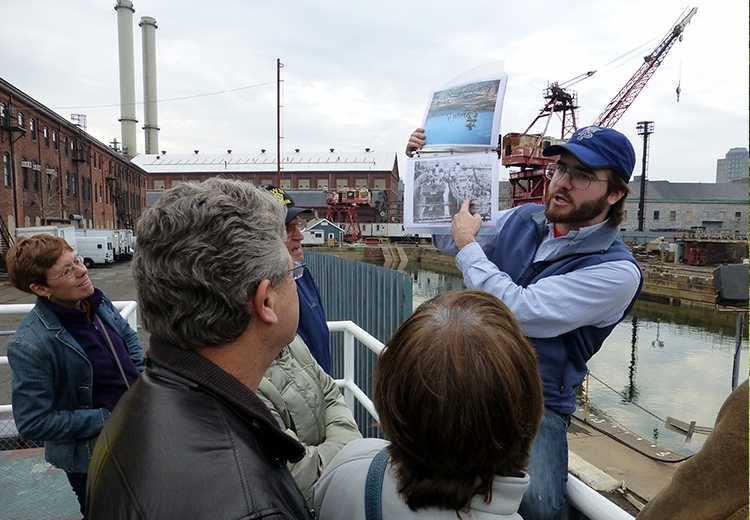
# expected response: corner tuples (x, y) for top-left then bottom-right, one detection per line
(408, 125), (643, 520)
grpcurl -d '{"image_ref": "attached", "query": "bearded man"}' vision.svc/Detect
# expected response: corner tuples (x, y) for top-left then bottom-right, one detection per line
(409, 125), (644, 520)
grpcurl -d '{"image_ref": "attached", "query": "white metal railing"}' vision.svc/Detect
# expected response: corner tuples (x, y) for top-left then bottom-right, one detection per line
(0, 312), (632, 519)
(326, 320), (634, 520)
(327, 320), (383, 422)
(0, 301), (139, 415)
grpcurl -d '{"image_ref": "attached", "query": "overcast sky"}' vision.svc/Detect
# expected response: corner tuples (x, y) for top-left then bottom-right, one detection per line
(2, 1), (747, 183)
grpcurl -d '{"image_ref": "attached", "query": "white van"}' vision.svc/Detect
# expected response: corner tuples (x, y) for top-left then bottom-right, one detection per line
(16, 225), (78, 254)
(76, 236), (114, 267)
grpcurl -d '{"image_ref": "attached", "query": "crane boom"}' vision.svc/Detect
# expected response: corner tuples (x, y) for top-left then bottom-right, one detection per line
(593, 7), (697, 127)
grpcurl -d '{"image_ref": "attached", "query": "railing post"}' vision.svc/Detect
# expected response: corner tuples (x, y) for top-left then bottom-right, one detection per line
(343, 326), (356, 413)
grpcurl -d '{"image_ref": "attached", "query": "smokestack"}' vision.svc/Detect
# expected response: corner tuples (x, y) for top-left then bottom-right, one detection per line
(140, 16), (159, 155)
(115, 0), (138, 157)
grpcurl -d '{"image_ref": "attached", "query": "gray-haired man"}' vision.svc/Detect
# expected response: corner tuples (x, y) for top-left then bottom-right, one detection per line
(86, 179), (313, 519)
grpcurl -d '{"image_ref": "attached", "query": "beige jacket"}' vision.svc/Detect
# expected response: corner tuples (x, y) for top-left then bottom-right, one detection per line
(257, 335), (362, 506)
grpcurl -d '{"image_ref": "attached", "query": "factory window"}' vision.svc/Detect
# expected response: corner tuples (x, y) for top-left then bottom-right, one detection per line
(22, 162), (28, 190)
(261, 179), (273, 186)
(280, 179), (291, 190)
(373, 179), (386, 190)
(46, 170), (52, 193)
(64, 137), (69, 156)
(355, 179), (367, 189)
(735, 212), (742, 221)
(298, 179), (310, 190)
(65, 173), (69, 195)
(171, 180), (183, 188)
(336, 179), (348, 189)
(623, 210), (627, 220)
(669, 211), (676, 221)
(0, 104), (6, 126)
(686, 211), (692, 221)
(153, 180), (165, 190)
(30, 119), (36, 141)
(317, 179), (328, 190)
(33, 170), (39, 192)
(72, 174), (77, 197)
(52, 131), (58, 151)
(719, 211), (725, 220)
(17, 112), (24, 130)
(43, 126), (49, 147)
(653, 210), (659, 221)
(3, 153), (10, 188)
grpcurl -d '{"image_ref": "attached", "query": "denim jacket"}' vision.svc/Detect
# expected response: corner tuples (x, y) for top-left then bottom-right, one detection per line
(7, 291), (145, 473)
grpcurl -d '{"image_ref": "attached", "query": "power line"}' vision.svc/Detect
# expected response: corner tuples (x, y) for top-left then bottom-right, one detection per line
(11, 81), (276, 112)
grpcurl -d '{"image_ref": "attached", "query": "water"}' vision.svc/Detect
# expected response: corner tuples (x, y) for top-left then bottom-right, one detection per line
(400, 263), (748, 456)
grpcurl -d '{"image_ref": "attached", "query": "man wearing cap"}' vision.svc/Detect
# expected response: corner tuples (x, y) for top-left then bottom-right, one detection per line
(408, 125), (644, 520)
(263, 185), (332, 374)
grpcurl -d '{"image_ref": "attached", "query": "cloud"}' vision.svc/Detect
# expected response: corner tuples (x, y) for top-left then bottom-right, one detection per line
(2, 0), (746, 183)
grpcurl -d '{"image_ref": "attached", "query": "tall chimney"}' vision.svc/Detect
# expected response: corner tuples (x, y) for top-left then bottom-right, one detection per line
(115, 0), (138, 157)
(140, 16), (159, 155)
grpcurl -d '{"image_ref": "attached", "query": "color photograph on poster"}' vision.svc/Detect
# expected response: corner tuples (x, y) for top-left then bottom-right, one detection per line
(405, 153), (499, 230)
(421, 73), (507, 149)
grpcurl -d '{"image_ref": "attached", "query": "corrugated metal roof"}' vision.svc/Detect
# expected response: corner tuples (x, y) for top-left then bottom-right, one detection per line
(629, 179), (748, 202)
(130, 150), (397, 174)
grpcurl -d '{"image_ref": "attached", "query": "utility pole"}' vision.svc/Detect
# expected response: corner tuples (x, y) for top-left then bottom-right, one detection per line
(636, 121), (654, 232)
(276, 58), (283, 188)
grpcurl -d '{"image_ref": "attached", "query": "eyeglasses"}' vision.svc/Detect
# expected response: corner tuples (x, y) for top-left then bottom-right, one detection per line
(286, 219), (306, 234)
(545, 163), (609, 191)
(288, 261), (306, 280)
(51, 255), (85, 280)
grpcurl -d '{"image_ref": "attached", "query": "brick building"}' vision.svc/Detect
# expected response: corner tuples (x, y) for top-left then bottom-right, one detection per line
(0, 77), (147, 238)
(133, 148), (400, 224)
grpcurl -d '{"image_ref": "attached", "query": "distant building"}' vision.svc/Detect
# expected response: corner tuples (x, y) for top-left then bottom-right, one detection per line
(0, 77), (147, 237)
(624, 177), (748, 234)
(716, 147), (748, 183)
(302, 219), (344, 245)
(134, 149), (400, 224)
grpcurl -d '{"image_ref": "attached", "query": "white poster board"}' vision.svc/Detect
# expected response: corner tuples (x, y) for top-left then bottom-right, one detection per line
(420, 73), (508, 150)
(405, 152), (499, 230)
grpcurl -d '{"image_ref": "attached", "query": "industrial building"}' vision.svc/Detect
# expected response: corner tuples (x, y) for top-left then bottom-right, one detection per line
(135, 149), (401, 227)
(623, 176), (748, 235)
(0, 77), (147, 238)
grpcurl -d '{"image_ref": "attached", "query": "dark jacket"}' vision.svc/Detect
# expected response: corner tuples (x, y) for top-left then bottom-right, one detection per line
(86, 337), (315, 520)
(490, 204), (643, 415)
(296, 266), (331, 374)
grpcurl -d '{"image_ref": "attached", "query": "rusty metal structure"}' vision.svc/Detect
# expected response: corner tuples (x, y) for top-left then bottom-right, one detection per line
(325, 188), (372, 241)
(505, 7), (697, 207)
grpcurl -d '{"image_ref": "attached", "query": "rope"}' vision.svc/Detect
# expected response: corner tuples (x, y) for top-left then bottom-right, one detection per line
(587, 372), (666, 423)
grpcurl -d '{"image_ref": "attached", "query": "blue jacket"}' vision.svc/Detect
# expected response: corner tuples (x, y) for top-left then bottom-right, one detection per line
(490, 204), (643, 415)
(7, 291), (145, 473)
(297, 266), (332, 374)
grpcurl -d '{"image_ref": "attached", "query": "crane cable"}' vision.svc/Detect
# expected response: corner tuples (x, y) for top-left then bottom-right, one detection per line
(676, 33), (684, 101)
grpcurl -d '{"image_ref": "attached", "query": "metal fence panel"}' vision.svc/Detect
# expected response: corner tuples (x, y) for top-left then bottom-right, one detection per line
(304, 252), (412, 437)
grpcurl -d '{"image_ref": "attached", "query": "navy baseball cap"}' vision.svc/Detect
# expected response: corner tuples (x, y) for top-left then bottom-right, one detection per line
(542, 126), (636, 183)
(261, 185), (312, 224)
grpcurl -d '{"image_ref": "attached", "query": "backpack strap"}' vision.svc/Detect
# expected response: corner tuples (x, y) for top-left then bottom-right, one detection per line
(364, 449), (390, 520)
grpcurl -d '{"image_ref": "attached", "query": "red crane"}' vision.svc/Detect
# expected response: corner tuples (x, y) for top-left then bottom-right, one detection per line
(505, 7), (697, 207)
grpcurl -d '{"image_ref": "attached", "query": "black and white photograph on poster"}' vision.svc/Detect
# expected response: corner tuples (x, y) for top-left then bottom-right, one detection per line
(421, 73), (507, 149)
(405, 153), (498, 230)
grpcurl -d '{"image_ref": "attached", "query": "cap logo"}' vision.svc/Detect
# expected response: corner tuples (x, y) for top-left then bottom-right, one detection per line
(266, 186), (292, 206)
(575, 126), (604, 141)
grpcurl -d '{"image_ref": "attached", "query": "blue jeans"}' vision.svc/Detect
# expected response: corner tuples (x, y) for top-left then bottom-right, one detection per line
(518, 407), (570, 520)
